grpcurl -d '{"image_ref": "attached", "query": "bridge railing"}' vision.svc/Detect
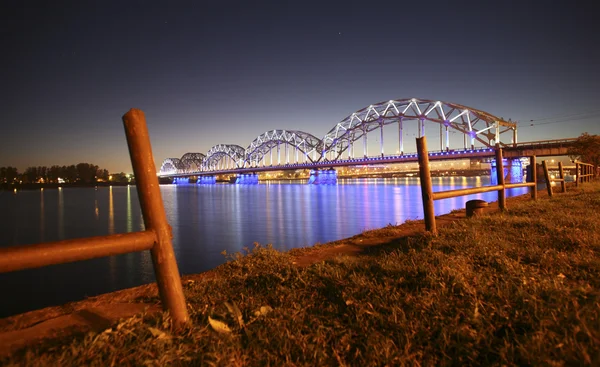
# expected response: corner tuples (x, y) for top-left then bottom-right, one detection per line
(511, 138), (578, 148)
(416, 136), (539, 235)
(0, 109), (189, 328)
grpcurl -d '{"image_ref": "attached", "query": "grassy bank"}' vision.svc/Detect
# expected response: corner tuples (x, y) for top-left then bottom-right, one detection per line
(3, 183), (600, 366)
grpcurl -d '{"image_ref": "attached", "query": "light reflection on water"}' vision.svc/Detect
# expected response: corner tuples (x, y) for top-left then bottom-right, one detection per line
(0, 177), (528, 317)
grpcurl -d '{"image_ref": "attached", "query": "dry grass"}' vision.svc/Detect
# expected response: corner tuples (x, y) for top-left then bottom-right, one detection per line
(2, 183), (600, 366)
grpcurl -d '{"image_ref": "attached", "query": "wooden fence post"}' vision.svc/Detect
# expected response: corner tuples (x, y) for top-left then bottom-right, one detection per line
(558, 162), (566, 193)
(576, 162), (580, 187)
(122, 109), (189, 328)
(530, 156), (537, 200)
(416, 137), (436, 234)
(495, 146), (506, 210)
(542, 160), (553, 197)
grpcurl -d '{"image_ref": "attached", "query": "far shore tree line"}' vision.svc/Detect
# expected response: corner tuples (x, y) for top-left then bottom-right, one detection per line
(0, 163), (132, 185)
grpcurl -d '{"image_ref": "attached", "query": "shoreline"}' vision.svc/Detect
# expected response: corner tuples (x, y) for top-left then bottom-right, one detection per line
(1, 182), (133, 191)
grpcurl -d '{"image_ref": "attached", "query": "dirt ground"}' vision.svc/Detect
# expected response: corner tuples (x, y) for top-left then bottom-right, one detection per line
(0, 192), (533, 356)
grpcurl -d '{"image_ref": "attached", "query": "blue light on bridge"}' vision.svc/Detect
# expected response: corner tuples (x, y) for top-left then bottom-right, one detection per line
(308, 169), (338, 185)
(491, 159), (523, 184)
(198, 176), (216, 184)
(235, 174), (258, 185)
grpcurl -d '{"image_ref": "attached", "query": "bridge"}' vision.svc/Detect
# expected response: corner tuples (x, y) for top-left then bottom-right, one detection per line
(158, 98), (576, 183)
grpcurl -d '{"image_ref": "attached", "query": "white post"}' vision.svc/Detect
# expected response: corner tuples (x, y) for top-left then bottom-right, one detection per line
(399, 117), (404, 154)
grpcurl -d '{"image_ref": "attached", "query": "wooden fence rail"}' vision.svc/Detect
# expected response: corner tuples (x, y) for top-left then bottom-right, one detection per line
(418, 136), (542, 235)
(576, 162), (595, 187)
(0, 109), (189, 328)
(418, 136), (597, 235)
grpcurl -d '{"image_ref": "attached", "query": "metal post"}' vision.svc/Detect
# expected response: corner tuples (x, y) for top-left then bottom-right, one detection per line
(363, 131), (368, 157)
(122, 109), (189, 328)
(416, 137), (436, 234)
(380, 120), (384, 157)
(398, 117), (404, 154)
(439, 124), (443, 151)
(445, 126), (449, 151)
(558, 161), (566, 193)
(530, 156), (537, 200)
(542, 160), (553, 197)
(495, 146), (506, 210)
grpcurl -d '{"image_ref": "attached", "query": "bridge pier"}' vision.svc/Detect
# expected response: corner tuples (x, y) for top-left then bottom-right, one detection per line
(234, 173), (259, 185)
(491, 158), (523, 184)
(308, 169), (337, 185)
(198, 176), (216, 184)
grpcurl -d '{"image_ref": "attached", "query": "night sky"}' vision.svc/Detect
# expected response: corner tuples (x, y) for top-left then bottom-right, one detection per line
(1, 1), (599, 173)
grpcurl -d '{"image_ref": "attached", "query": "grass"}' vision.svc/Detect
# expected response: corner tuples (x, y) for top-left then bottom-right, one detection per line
(2, 183), (600, 366)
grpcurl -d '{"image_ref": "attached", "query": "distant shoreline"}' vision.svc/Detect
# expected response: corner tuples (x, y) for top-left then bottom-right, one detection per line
(1, 182), (134, 191)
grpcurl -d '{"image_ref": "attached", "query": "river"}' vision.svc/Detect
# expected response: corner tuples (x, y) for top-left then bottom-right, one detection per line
(0, 177), (528, 318)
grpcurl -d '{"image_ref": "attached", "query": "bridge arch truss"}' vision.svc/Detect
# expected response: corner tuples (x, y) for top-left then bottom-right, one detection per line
(320, 98), (517, 161)
(179, 153), (206, 173)
(204, 144), (246, 171)
(159, 97), (519, 175)
(159, 158), (182, 175)
(245, 130), (322, 167)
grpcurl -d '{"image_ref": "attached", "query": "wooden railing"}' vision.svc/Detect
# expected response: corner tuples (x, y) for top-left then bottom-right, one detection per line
(541, 160), (566, 197)
(575, 162), (595, 187)
(0, 109), (189, 328)
(415, 136), (587, 235)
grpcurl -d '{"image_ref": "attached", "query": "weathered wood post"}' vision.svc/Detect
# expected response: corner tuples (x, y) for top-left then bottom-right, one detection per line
(588, 165), (591, 182)
(122, 108), (189, 328)
(558, 162), (566, 193)
(495, 145), (506, 210)
(416, 137), (436, 235)
(530, 156), (537, 200)
(542, 160), (553, 197)
(575, 162), (580, 187)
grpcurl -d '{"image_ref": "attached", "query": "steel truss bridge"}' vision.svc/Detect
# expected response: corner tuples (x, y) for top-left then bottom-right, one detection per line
(158, 98), (574, 178)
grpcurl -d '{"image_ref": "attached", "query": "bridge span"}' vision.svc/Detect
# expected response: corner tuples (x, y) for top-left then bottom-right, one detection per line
(158, 97), (577, 183)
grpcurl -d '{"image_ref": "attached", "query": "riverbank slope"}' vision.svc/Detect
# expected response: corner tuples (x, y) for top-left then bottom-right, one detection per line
(1, 182), (599, 365)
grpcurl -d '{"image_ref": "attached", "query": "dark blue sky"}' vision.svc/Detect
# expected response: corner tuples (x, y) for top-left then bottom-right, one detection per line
(1, 0), (598, 173)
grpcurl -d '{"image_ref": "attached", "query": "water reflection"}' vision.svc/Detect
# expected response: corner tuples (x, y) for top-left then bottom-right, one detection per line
(39, 189), (45, 243)
(126, 185), (132, 233)
(108, 186), (115, 235)
(58, 187), (64, 240)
